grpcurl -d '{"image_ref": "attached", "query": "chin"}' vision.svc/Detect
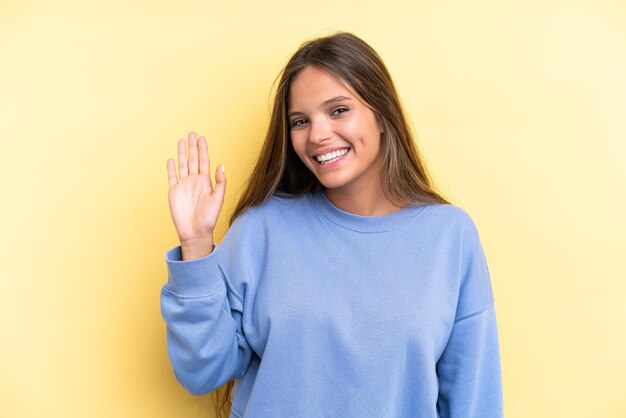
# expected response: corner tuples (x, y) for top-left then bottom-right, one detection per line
(317, 179), (349, 190)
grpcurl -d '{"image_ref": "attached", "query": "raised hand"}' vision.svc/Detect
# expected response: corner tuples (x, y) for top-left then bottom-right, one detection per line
(166, 131), (226, 260)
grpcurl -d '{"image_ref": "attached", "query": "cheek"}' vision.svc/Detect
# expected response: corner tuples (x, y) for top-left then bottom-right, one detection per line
(290, 135), (308, 163)
(345, 116), (378, 144)
(354, 123), (382, 151)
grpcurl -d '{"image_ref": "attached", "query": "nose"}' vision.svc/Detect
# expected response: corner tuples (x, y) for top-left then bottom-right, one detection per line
(308, 116), (332, 144)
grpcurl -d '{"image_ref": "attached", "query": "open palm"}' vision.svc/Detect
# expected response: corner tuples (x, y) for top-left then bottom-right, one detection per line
(166, 131), (226, 252)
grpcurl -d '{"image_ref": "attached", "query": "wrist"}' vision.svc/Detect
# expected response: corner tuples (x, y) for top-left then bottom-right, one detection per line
(180, 236), (214, 261)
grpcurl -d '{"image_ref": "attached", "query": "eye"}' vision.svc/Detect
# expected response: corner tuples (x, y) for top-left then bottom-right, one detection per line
(290, 118), (308, 128)
(331, 107), (349, 116)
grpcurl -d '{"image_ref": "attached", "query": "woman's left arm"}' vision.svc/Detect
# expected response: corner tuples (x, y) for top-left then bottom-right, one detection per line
(436, 214), (504, 418)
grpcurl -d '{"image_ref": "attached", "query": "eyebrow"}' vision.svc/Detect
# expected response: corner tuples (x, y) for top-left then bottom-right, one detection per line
(288, 95), (353, 118)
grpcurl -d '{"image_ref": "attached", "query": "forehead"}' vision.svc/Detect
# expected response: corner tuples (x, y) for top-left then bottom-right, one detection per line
(287, 66), (363, 108)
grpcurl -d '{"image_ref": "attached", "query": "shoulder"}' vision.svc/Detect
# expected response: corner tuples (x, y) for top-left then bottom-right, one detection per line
(229, 192), (312, 230)
(411, 203), (486, 258)
(422, 204), (489, 272)
(419, 202), (479, 233)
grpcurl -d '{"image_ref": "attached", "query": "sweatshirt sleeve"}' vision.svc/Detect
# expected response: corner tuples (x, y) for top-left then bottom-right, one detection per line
(159, 213), (257, 396)
(436, 214), (504, 417)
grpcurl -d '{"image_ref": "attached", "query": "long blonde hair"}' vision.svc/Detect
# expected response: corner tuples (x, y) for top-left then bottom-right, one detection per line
(213, 31), (450, 417)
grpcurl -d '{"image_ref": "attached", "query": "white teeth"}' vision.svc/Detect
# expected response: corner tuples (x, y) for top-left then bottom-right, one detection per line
(315, 148), (349, 163)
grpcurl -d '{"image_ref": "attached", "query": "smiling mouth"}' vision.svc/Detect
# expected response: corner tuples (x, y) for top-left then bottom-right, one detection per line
(314, 148), (351, 164)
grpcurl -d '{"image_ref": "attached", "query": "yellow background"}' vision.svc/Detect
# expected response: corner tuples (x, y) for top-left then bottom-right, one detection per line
(1, 0), (625, 417)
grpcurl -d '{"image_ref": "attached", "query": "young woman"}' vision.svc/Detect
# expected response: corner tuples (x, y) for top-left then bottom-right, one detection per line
(161, 32), (503, 418)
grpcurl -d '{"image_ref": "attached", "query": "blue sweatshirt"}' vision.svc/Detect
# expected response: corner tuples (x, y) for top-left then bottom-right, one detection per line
(160, 191), (503, 418)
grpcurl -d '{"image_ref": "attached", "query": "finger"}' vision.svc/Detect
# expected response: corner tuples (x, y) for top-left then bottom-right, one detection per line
(187, 131), (198, 175)
(198, 136), (209, 175)
(212, 164), (227, 203)
(178, 138), (188, 178)
(206, 143), (213, 189)
(167, 158), (177, 188)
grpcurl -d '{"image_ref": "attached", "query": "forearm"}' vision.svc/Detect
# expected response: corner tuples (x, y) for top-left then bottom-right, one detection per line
(437, 304), (503, 417)
(160, 245), (252, 395)
(162, 285), (251, 394)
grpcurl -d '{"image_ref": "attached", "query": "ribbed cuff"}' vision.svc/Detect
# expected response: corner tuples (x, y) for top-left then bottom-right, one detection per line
(164, 244), (224, 296)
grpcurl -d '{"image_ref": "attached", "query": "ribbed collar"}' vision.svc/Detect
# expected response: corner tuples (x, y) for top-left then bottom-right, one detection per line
(308, 191), (428, 233)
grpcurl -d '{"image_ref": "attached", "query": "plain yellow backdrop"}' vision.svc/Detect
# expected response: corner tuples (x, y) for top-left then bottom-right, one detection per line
(1, 0), (625, 417)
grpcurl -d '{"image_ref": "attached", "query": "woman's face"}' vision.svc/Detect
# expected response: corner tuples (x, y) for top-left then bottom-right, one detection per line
(288, 65), (384, 196)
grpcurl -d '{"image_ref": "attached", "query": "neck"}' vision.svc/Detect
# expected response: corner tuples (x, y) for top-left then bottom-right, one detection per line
(324, 185), (402, 216)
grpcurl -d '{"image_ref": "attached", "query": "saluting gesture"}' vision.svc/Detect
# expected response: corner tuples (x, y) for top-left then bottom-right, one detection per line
(166, 131), (226, 260)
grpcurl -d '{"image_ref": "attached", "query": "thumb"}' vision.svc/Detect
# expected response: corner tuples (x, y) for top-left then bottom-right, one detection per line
(213, 164), (226, 201)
